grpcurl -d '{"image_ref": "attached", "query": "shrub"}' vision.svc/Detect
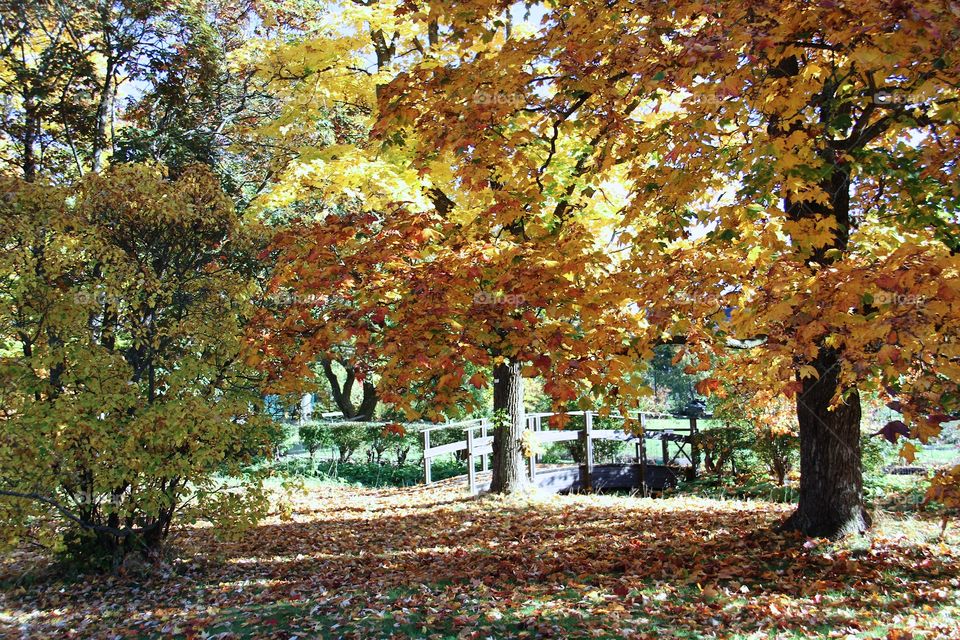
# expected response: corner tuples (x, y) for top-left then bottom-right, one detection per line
(299, 422), (324, 460)
(326, 422), (368, 463)
(539, 443), (571, 464)
(0, 165), (275, 565)
(862, 433), (898, 481)
(269, 458), (466, 487)
(751, 426), (799, 486)
(365, 424), (416, 465)
(560, 438), (624, 464)
(697, 425), (753, 480)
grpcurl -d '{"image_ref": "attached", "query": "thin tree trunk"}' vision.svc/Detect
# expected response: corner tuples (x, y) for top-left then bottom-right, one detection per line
(779, 348), (870, 538)
(22, 92), (37, 182)
(91, 56), (115, 173)
(490, 360), (530, 493)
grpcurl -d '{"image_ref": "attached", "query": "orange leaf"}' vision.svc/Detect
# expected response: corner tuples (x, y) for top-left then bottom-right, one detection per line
(468, 373), (486, 389)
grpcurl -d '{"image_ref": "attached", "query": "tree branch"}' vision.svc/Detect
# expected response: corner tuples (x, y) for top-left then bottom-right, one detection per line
(0, 489), (160, 538)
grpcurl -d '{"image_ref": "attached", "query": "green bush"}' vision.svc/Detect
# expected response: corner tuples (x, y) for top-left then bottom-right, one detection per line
(365, 427), (418, 466)
(269, 458), (466, 487)
(293, 421), (422, 466)
(750, 427), (799, 486)
(324, 422), (368, 463)
(539, 443), (572, 464)
(862, 433), (898, 492)
(560, 438), (624, 464)
(697, 424), (754, 480)
(298, 423), (324, 460)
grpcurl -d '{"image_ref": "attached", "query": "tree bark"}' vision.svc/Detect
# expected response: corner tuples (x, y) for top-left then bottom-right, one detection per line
(21, 92), (38, 182)
(490, 360), (530, 493)
(320, 358), (378, 421)
(779, 348), (871, 538)
(91, 55), (116, 173)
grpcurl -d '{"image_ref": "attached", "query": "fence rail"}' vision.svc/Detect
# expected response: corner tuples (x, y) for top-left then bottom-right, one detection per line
(421, 418), (488, 483)
(422, 410), (705, 493)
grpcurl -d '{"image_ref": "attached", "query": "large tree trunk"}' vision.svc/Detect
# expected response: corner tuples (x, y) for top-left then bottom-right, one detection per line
(777, 166), (870, 538)
(780, 348), (871, 538)
(490, 360), (530, 493)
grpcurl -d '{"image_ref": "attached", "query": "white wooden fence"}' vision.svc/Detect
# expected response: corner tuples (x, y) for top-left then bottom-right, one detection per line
(421, 410), (703, 493)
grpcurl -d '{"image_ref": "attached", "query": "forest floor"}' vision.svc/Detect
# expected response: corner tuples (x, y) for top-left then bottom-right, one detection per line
(1, 482), (959, 639)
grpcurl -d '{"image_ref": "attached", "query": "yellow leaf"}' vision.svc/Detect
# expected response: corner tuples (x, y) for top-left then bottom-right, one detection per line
(798, 365), (819, 380)
(900, 442), (918, 464)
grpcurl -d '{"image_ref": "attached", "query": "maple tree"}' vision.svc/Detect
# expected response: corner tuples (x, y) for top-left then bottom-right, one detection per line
(114, 0), (280, 205)
(0, 163), (276, 560)
(247, 1), (656, 492)
(375, 0), (960, 535)
(240, 0), (416, 426)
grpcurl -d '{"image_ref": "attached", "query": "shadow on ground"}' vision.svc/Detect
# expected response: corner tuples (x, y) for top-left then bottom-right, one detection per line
(1, 485), (958, 639)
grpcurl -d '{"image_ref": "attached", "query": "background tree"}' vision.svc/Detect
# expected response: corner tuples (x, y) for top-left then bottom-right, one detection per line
(0, 0), (101, 180)
(240, 0), (419, 426)
(377, 0), (960, 533)
(115, 0), (282, 207)
(0, 0), (265, 183)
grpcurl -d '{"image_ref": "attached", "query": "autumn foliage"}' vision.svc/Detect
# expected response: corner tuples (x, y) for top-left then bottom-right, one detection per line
(237, 0), (960, 529)
(0, 0), (958, 580)
(365, 0), (960, 535)
(0, 164), (276, 560)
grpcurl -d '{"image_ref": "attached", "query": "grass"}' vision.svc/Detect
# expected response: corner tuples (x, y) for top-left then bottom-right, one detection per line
(913, 444), (960, 467)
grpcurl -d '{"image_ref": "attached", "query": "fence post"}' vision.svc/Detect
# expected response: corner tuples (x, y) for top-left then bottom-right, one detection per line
(528, 417), (537, 482)
(467, 427), (476, 494)
(480, 418), (488, 472)
(639, 413), (648, 495)
(689, 415), (699, 479)
(423, 429), (432, 485)
(579, 411), (594, 492)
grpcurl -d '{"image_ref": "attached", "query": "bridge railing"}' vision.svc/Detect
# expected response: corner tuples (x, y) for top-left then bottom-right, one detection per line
(423, 410), (706, 493)
(420, 418), (488, 484)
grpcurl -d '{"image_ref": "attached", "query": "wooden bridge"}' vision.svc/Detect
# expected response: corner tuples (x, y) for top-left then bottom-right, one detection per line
(421, 411), (704, 494)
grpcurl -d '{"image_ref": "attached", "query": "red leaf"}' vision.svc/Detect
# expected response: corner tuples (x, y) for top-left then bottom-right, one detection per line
(877, 420), (909, 444)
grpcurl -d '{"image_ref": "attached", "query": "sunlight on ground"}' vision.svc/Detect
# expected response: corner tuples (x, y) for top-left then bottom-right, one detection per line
(2, 485), (958, 639)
